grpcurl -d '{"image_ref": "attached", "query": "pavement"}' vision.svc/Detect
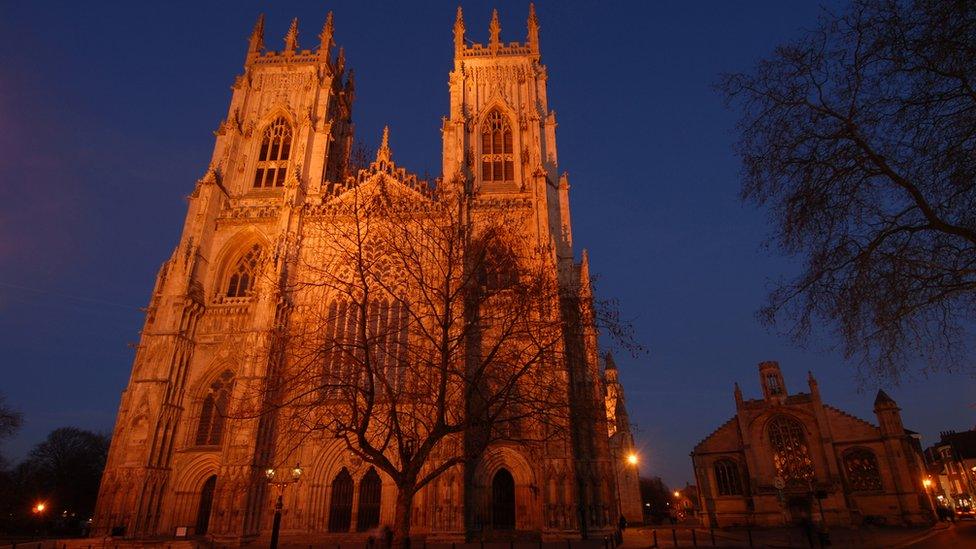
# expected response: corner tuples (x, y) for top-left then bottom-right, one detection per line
(619, 520), (968, 548)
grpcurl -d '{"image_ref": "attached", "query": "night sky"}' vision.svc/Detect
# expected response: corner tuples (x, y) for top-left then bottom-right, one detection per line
(1, 1), (974, 488)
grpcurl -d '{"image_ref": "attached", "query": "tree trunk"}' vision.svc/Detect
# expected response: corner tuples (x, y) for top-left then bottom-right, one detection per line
(392, 486), (414, 549)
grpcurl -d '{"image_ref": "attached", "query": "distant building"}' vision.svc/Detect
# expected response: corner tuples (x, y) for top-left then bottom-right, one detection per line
(691, 361), (933, 528)
(924, 429), (976, 515)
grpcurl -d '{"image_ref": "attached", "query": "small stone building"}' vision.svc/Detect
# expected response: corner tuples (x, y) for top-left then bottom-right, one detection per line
(691, 361), (933, 528)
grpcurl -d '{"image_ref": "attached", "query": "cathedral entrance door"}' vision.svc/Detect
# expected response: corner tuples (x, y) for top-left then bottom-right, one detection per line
(195, 475), (217, 535)
(491, 469), (516, 530)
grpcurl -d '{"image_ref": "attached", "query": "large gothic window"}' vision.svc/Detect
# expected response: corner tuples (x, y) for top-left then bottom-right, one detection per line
(321, 298), (409, 392)
(225, 244), (262, 298)
(844, 448), (883, 492)
(328, 468), (354, 532)
(714, 459), (743, 496)
(767, 416), (815, 486)
(356, 467), (382, 531)
(481, 110), (514, 183)
(253, 118), (292, 189)
(195, 372), (233, 446)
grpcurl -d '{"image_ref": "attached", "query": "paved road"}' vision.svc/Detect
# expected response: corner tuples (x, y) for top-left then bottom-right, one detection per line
(905, 520), (976, 547)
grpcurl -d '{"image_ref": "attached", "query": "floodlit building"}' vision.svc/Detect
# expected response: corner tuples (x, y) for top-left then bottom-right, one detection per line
(691, 361), (933, 528)
(91, 6), (640, 545)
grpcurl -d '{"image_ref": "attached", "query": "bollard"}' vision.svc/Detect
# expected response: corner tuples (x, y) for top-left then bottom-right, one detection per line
(566, 539), (571, 549)
(710, 528), (715, 546)
(747, 528), (753, 548)
(652, 529), (658, 548)
(692, 529), (697, 547)
(672, 528), (678, 547)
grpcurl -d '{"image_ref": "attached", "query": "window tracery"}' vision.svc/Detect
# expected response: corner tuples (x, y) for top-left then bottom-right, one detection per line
(714, 459), (743, 496)
(481, 110), (514, 183)
(253, 117), (292, 189)
(321, 298), (409, 392)
(767, 415), (815, 486)
(225, 244), (262, 298)
(195, 371), (233, 446)
(844, 448), (883, 491)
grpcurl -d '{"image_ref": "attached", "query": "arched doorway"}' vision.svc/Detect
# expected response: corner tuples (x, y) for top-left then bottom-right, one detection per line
(328, 468), (354, 532)
(491, 469), (516, 530)
(356, 467), (382, 531)
(195, 475), (217, 535)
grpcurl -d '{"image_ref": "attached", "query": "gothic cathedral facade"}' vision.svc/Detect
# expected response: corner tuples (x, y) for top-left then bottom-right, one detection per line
(92, 7), (640, 545)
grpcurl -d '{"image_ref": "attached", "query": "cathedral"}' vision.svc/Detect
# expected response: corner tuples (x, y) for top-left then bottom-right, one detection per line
(691, 361), (933, 528)
(91, 6), (641, 546)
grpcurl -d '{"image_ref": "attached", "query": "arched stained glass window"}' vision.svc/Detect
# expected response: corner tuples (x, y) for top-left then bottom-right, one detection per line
(844, 448), (883, 491)
(481, 110), (514, 183)
(253, 118), (292, 188)
(767, 416), (815, 486)
(195, 372), (233, 446)
(328, 468), (354, 532)
(226, 244), (262, 298)
(321, 298), (409, 392)
(714, 459), (743, 496)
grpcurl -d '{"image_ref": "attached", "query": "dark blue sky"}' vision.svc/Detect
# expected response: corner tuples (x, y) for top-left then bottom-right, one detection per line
(1, 1), (973, 487)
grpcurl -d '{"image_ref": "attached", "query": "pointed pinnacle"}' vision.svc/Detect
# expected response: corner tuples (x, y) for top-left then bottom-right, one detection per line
(377, 126), (392, 163)
(489, 8), (501, 49)
(284, 17), (300, 52)
(527, 3), (539, 44)
(320, 11), (334, 48)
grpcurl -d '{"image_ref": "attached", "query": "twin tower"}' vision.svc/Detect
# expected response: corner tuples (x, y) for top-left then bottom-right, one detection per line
(92, 6), (640, 544)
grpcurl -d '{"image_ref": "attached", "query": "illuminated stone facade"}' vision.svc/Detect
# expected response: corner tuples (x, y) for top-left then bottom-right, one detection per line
(691, 361), (933, 528)
(91, 7), (639, 545)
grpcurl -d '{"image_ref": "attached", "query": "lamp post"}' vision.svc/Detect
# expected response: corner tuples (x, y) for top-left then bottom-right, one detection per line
(265, 463), (303, 549)
(922, 477), (938, 521)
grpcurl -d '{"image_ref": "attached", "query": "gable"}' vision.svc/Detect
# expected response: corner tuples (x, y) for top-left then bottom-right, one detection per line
(694, 416), (742, 454)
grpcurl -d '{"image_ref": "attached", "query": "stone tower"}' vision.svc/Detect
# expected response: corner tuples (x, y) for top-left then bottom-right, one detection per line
(91, 12), (354, 542)
(603, 353), (643, 524)
(92, 6), (633, 544)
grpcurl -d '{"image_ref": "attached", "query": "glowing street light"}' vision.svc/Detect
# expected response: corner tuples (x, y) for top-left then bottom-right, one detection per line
(626, 453), (638, 465)
(32, 502), (46, 514)
(673, 491), (681, 498)
(266, 463), (303, 549)
(923, 478), (933, 488)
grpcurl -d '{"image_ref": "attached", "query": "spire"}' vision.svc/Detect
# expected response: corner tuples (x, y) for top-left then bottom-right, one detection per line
(734, 382), (744, 407)
(453, 6), (466, 54)
(604, 352), (617, 371)
(489, 9), (501, 51)
(377, 126), (392, 163)
(527, 3), (539, 50)
(246, 14), (265, 64)
(874, 389), (897, 409)
(284, 17), (300, 54)
(318, 11), (334, 60)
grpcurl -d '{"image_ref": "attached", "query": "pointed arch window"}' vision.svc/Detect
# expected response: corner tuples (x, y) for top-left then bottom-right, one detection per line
(328, 468), (354, 532)
(767, 415), (815, 486)
(225, 244), (262, 298)
(253, 118), (293, 189)
(481, 110), (514, 183)
(356, 467), (382, 531)
(321, 298), (409, 393)
(195, 372), (233, 446)
(844, 448), (883, 491)
(713, 459), (743, 496)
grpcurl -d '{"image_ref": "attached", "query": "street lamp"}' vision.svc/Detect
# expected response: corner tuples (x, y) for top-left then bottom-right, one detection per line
(266, 463), (303, 549)
(922, 477), (938, 521)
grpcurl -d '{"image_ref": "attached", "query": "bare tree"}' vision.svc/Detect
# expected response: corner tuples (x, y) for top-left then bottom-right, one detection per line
(0, 394), (22, 471)
(230, 168), (625, 546)
(718, 0), (976, 380)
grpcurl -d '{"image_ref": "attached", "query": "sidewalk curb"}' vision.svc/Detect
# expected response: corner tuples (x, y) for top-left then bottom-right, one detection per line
(891, 522), (954, 548)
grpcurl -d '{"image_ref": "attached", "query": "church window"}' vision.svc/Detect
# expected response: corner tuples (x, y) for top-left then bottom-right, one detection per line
(481, 110), (515, 183)
(321, 298), (409, 392)
(253, 118), (293, 189)
(844, 448), (883, 491)
(195, 372), (233, 446)
(714, 459), (743, 496)
(767, 415), (815, 486)
(766, 374), (782, 395)
(225, 244), (262, 298)
(328, 468), (354, 532)
(356, 467), (382, 531)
